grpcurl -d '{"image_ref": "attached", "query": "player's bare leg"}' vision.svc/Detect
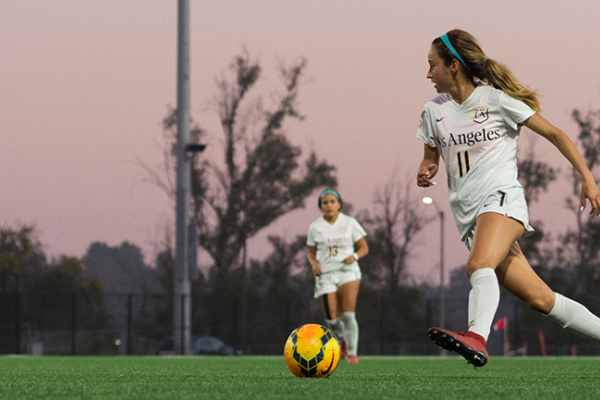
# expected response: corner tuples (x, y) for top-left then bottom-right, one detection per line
(337, 279), (360, 313)
(497, 242), (600, 342)
(466, 213), (526, 277)
(429, 213), (524, 367)
(321, 292), (346, 357)
(321, 292), (340, 319)
(465, 214), (525, 337)
(494, 241), (554, 313)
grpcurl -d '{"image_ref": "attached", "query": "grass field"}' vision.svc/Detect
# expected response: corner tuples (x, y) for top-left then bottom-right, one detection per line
(1, 355), (599, 399)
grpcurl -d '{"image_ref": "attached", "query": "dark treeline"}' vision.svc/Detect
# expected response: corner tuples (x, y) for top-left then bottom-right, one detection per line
(1, 52), (599, 356)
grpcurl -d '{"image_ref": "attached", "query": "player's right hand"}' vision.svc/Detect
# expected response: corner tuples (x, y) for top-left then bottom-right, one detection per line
(312, 263), (323, 276)
(417, 164), (438, 187)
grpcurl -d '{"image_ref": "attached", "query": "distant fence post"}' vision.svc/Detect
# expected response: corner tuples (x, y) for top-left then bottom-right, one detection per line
(379, 292), (385, 355)
(284, 293), (290, 337)
(127, 294), (133, 355)
(13, 268), (21, 354)
(181, 295), (185, 355)
(15, 290), (21, 354)
(71, 293), (77, 355)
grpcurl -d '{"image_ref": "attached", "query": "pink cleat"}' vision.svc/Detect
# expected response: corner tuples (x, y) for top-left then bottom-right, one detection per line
(347, 355), (359, 364)
(339, 341), (348, 360)
(428, 327), (488, 368)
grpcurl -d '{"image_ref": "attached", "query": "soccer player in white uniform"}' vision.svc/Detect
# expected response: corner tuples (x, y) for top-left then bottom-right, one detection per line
(416, 29), (600, 367)
(307, 189), (369, 364)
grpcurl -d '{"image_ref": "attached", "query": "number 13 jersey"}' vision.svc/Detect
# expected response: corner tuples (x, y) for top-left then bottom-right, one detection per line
(307, 213), (367, 274)
(416, 85), (536, 239)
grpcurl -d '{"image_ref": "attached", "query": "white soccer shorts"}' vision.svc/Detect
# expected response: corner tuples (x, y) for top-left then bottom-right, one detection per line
(313, 267), (362, 298)
(463, 186), (534, 250)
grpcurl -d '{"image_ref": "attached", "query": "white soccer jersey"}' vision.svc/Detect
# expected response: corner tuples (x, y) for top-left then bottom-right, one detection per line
(307, 213), (367, 274)
(416, 85), (536, 242)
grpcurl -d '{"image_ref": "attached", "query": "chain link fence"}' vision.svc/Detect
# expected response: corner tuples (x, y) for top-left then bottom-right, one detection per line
(2, 287), (600, 356)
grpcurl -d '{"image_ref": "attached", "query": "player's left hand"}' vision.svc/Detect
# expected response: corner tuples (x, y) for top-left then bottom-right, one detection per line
(343, 256), (355, 265)
(581, 179), (600, 216)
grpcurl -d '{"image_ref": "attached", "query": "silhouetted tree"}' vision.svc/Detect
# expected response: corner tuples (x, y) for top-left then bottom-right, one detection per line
(143, 49), (337, 343)
(83, 242), (155, 295)
(192, 50), (337, 280)
(0, 225), (44, 292)
(357, 176), (432, 354)
(517, 138), (558, 266)
(144, 49), (336, 278)
(359, 177), (431, 296)
(560, 109), (600, 293)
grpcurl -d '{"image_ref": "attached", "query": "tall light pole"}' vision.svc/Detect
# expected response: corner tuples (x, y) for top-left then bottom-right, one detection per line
(174, 0), (191, 356)
(422, 197), (445, 330)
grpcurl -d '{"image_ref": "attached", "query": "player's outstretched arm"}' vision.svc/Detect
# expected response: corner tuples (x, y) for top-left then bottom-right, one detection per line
(523, 113), (600, 216)
(417, 144), (440, 187)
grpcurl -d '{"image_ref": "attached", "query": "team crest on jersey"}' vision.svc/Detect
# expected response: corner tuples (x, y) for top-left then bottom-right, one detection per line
(472, 106), (489, 124)
(339, 225), (347, 234)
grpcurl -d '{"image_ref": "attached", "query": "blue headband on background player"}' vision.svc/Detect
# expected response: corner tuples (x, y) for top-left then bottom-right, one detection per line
(319, 189), (340, 201)
(440, 33), (471, 71)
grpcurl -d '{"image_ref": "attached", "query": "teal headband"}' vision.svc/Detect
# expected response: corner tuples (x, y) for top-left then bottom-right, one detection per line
(440, 33), (471, 71)
(319, 189), (340, 201)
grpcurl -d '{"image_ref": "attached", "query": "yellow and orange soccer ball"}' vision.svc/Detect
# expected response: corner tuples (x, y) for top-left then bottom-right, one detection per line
(284, 324), (340, 378)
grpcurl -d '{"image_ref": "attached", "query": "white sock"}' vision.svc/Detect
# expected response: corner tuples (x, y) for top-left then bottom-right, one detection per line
(545, 293), (600, 341)
(325, 318), (344, 342)
(467, 268), (499, 342)
(339, 312), (359, 356)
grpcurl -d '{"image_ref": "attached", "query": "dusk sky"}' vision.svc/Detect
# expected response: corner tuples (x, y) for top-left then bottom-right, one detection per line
(3, 1), (600, 284)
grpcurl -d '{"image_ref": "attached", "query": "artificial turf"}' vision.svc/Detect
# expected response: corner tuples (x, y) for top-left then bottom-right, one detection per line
(0, 355), (599, 399)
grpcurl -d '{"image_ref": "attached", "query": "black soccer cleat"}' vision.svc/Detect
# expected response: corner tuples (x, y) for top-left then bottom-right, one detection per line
(428, 327), (488, 368)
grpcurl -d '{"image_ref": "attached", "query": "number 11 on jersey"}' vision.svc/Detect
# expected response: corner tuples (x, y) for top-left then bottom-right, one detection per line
(457, 150), (471, 178)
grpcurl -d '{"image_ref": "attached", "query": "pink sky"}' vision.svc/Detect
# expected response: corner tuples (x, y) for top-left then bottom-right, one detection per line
(2, 1), (600, 283)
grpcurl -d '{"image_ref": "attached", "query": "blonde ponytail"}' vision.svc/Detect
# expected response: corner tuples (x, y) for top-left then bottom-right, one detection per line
(485, 58), (540, 112)
(433, 29), (541, 112)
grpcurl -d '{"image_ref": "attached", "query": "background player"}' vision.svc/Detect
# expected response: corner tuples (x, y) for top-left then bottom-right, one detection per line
(416, 29), (600, 367)
(307, 189), (369, 364)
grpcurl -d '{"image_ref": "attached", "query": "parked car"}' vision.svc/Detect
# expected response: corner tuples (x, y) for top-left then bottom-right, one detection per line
(154, 335), (241, 355)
